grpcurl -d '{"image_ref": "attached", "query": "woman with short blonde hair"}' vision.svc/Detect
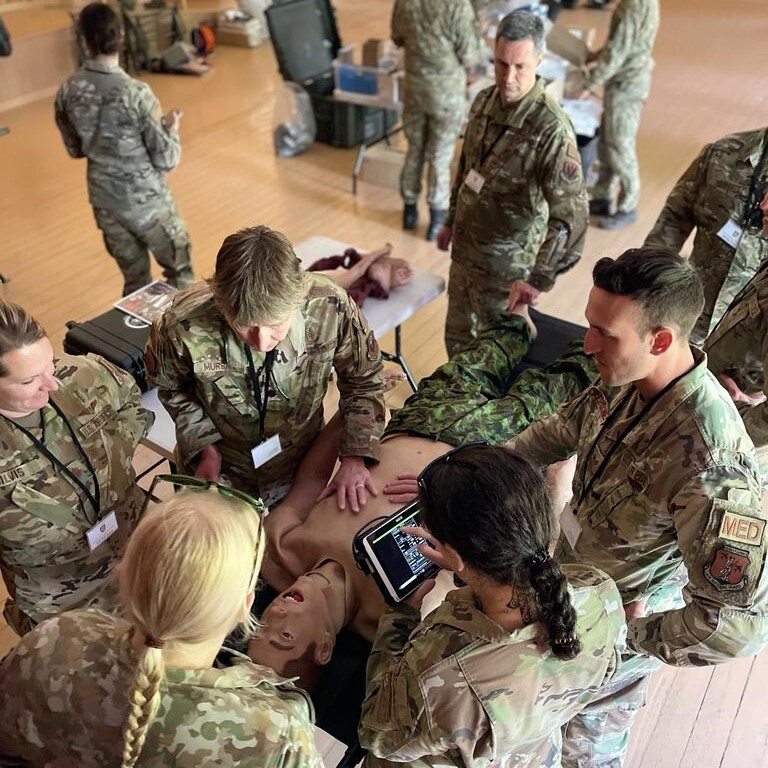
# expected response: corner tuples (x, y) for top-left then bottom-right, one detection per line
(0, 485), (321, 768)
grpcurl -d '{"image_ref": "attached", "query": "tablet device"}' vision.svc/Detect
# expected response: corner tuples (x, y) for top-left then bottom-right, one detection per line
(353, 500), (439, 605)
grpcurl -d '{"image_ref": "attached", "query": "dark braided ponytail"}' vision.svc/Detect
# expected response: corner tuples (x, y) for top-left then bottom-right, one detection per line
(527, 552), (580, 659)
(420, 444), (581, 659)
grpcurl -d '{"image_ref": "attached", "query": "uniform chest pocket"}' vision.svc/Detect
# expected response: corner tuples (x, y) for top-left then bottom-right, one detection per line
(586, 456), (648, 527)
(205, 371), (252, 418)
(487, 133), (531, 188)
(8, 483), (81, 532)
(291, 352), (334, 425)
(10, 484), (79, 527)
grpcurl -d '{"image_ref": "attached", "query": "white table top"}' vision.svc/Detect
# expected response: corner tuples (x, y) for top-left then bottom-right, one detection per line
(294, 236), (445, 339)
(141, 236), (445, 460)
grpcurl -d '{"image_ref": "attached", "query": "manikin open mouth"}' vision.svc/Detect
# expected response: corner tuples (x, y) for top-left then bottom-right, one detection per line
(284, 591), (304, 603)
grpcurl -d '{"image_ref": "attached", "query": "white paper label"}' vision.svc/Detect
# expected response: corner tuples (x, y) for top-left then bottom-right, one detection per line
(86, 510), (118, 552)
(251, 434), (282, 469)
(717, 219), (744, 249)
(465, 168), (486, 194)
(560, 503), (583, 548)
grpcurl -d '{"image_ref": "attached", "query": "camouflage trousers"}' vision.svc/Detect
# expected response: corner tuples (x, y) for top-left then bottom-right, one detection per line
(592, 81), (647, 214)
(562, 651), (663, 767)
(93, 202), (195, 296)
(445, 259), (527, 357)
(387, 314), (596, 445)
(400, 103), (464, 210)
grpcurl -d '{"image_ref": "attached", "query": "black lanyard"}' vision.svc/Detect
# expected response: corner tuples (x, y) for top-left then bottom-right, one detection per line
(742, 131), (768, 229)
(243, 345), (276, 444)
(2, 398), (101, 522)
(576, 368), (693, 508)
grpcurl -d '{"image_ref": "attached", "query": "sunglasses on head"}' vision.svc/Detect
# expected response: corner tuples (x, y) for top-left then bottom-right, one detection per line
(416, 441), (490, 493)
(142, 473), (266, 525)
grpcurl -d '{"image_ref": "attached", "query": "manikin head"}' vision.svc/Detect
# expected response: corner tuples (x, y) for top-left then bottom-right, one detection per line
(0, 301), (58, 418)
(583, 248), (704, 391)
(248, 573), (337, 690)
(211, 225), (306, 352)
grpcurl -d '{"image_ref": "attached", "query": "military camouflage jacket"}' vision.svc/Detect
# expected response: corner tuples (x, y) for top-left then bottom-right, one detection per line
(582, 0), (659, 96)
(146, 275), (385, 506)
(385, 315), (597, 445)
(0, 609), (322, 767)
(358, 564), (625, 767)
(391, 0), (482, 115)
(705, 261), (768, 448)
(510, 350), (768, 665)
(0, 354), (152, 635)
(446, 79), (588, 292)
(54, 60), (180, 215)
(645, 129), (768, 344)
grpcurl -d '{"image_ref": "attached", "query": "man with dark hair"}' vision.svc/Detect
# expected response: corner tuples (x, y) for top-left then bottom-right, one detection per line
(644, 129), (768, 345)
(146, 225), (386, 511)
(437, 9), (588, 356)
(508, 247), (768, 765)
(55, 2), (195, 296)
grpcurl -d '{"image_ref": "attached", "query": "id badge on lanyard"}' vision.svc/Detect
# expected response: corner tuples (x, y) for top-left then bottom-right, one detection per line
(244, 345), (283, 469)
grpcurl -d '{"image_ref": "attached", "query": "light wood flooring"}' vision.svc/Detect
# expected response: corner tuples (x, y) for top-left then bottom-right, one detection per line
(1, 0), (768, 764)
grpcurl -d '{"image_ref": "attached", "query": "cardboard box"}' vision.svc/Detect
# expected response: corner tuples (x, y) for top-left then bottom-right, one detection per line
(359, 143), (405, 189)
(217, 13), (269, 48)
(546, 25), (593, 66)
(362, 38), (387, 68)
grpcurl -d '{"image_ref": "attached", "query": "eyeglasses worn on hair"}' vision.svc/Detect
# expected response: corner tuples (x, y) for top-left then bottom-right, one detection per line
(142, 474), (267, 527)
(416, 441), (490, 493)
(141, 473), (267, 607)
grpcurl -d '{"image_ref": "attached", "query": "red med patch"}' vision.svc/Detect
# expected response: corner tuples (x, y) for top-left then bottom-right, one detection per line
(704, 545), (751, 591)
(561, 162), (581, 182)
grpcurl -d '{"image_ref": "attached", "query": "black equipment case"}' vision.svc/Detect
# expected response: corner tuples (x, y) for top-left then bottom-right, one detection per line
(63, 309), (150, 391)
(519, 308), (587, 370)
(265, 0), (397, 148)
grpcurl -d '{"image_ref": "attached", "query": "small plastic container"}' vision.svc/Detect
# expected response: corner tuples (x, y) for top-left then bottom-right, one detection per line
(333, 61), (380, 97)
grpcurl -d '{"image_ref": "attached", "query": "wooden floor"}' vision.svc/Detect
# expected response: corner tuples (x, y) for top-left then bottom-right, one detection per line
(1, 0), (768, 764)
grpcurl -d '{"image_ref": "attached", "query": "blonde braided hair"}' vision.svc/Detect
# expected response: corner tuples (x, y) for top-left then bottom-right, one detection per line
(121, 646), (164, 768)
(117, 490), (265, 767)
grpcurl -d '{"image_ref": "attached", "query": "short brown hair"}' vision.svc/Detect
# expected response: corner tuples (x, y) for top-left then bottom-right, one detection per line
(211, 226), (305, 327)
(0, 301), (47, 377)
(592, 247), (704, 339)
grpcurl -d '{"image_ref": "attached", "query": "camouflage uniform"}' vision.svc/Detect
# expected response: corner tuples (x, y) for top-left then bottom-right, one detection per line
(0, 609), (322, 767)
(583, 0), (660, 214)
(0, 354), (152, 635)
(386, 314), (597, 443)
(391, 0), (482, 210)
(644, 129), (768, 344)
(705, 260), (768, 448)
(445, 79), (588, 355)
(55, 60), (195, 296)
(146, 274), (386, 507)
(358, 564), (626, 768)
(510, 349), (768, 765)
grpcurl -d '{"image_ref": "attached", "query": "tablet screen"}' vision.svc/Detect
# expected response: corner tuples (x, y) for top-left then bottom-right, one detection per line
(365, 502), (438, 601)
